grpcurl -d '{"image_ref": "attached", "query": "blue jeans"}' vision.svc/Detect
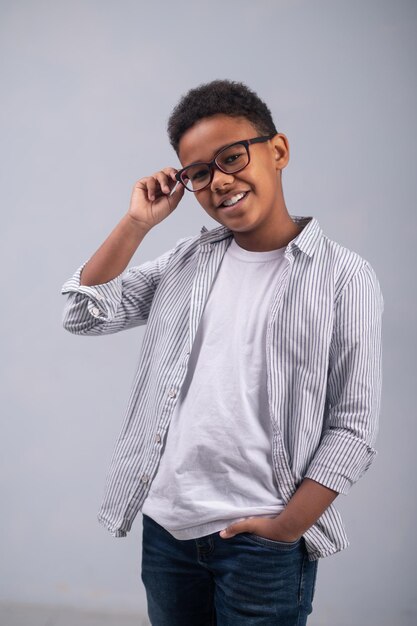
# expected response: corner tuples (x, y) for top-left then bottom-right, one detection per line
(141, 513), (318, 625)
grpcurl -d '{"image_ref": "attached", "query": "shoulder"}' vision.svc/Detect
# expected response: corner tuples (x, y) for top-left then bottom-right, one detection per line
(291, 216), (381, 299)
(318, 232), (383, 306)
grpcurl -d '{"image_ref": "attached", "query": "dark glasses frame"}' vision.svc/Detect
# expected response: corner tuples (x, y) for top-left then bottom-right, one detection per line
(175, 133), (276, 192)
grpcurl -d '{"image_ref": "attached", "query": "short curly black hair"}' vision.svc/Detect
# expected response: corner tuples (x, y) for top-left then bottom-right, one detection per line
(167, 79), (278, 154)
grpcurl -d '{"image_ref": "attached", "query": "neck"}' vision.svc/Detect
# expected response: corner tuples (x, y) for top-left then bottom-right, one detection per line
(232, 214), (304, 252)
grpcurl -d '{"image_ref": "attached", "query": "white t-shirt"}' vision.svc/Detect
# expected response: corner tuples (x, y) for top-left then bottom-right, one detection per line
(142, 236), (288, 539)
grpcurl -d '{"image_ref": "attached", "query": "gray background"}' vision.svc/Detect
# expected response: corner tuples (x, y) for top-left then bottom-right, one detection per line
(1, 1), (416, 625)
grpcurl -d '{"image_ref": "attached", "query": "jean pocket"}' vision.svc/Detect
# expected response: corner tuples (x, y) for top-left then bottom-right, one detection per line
(240, 532), (303, 551)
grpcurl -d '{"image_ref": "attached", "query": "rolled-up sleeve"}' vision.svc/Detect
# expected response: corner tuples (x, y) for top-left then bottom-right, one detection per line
(305, 261), (384, 495)
(61, 243), (180, 336)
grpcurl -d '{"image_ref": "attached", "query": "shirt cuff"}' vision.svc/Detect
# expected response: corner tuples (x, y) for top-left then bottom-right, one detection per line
(61, 261), (124, 321)
(304, 430), (377, 495)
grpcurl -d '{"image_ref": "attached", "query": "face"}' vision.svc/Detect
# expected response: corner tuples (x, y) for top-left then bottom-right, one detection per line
(178, 114), (290, 246)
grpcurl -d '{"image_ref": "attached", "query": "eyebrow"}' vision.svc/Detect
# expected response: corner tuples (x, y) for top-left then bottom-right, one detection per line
(183, 139), (240, 168)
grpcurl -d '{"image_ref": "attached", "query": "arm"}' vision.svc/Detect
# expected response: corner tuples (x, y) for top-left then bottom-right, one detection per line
(80, 167), (184, 286)
(79, 213), (151, 287)
(61, 168), (185, 335)
(304, 261), (384, 494)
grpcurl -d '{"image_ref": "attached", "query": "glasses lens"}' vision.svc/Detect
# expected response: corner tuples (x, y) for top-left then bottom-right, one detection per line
(181, 164), (211, 191)
(216, 142), (249, 173)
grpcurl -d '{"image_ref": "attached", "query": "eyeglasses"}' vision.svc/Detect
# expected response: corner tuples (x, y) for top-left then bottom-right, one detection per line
(175, 133), (275, 192)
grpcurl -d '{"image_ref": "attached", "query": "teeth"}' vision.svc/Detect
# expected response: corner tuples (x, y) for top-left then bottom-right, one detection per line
(222, 192), (246, 207)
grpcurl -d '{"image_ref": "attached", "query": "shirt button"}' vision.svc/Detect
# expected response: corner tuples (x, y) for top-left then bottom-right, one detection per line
(154, 433), (161, 443)
(91, 307), (100, 317)
(141, 474), (149, 483)
(168, 388), (176, 398)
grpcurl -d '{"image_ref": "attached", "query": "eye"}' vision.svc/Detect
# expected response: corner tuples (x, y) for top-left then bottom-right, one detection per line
(185, 165), (210, 183)
(191, 168), (209, 181)
(218, 144), (247, 169)
(224, 152), (244, 164)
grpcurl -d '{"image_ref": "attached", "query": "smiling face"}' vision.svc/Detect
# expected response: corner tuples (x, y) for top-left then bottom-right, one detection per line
(178, 114), (293, 251)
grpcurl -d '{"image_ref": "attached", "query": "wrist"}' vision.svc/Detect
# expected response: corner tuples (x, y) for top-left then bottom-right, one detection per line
(275, 512), (305, 541)
(125, 212), (153, 235)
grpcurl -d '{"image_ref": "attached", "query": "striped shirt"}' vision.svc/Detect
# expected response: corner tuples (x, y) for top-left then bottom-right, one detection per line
(61, 215), (384, 561)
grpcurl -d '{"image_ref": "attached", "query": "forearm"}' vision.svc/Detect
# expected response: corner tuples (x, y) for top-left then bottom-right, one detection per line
(80, 213), (151, 286)
(277, 478), (339, 540)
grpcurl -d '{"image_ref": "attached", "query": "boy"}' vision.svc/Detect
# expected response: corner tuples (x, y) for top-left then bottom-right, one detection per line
(61, 80), (383, 625)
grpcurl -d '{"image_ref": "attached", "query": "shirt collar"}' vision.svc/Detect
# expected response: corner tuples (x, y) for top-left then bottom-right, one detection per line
(199, 214), (322, 258)
(287, 215), (322, 258)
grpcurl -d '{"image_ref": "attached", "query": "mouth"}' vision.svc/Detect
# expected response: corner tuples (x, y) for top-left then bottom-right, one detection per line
(217, 191), (249, 212)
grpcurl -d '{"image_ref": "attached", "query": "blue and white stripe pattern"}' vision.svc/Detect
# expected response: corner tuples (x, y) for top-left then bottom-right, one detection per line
(61, 215), (384, 561)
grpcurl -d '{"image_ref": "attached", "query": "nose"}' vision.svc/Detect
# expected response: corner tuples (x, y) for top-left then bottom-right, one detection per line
(210, 166), (234, 192)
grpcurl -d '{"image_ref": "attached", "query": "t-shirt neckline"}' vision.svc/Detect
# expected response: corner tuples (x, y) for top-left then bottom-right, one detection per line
(227, 237), (287, 263)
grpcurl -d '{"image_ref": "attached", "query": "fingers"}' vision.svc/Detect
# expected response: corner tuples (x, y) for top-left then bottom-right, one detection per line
(219, 516), (297, 542)
(160, 167), (178, 188)
(136, 168), (180, 202)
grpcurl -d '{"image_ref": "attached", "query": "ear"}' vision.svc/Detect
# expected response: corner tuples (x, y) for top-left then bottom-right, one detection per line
(270, 133), (290, 171)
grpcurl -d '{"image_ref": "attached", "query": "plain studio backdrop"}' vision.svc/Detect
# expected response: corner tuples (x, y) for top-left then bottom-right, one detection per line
(1, 1), (416, 625)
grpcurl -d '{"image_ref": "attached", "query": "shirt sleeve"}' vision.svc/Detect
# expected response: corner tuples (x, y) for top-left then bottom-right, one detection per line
(61, 241), (184, 336)
(304, 261), (384, 495)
